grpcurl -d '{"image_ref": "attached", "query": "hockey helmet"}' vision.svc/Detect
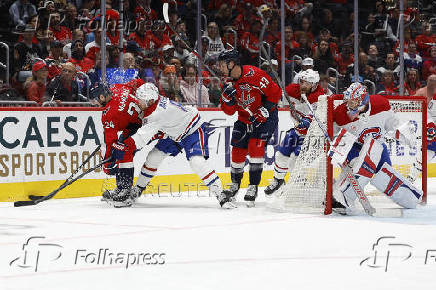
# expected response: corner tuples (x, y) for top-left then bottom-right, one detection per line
(89, 82), (112, 103)
(299, 69), (320, 86)
(217, 49), (240, 64)
(135, 82), (159, 103)
(343, 82), (369, 103)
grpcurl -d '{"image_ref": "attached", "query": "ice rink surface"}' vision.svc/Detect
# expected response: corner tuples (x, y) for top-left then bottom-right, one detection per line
(1, 180), (436, 290)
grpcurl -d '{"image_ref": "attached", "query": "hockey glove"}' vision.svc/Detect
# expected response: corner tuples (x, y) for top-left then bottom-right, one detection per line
(111, 141), (129, 161)
(428, 122), (436, 143)
(249, 106), (269, 128)
(103, 162), (118, 175)
(221, 84), (236, 106)
(295, 115), (313, 135)
(147, 131), (166, 145)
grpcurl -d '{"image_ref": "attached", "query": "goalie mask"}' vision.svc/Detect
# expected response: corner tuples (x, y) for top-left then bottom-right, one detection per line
(135, 82), (159, 103)
(343, 82), (370, 120)
(299, 69), (320, 93)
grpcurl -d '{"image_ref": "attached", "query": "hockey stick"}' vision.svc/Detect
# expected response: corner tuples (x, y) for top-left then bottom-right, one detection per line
(259, 45), (301, 122)
(28, 145), (102, 201)
(14, 157), (112, 207)
(300, 93), (375, 215)
(162, 3), (219, 80)
(300, 94), (402, 217)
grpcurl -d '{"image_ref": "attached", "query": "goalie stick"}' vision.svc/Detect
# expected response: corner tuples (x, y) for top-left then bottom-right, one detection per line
(28, 145), (102, 201)
(14, 156), (112, 207)
(300, 93), (402, 217)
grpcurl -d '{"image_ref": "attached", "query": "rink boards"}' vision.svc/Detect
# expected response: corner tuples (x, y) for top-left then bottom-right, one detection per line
(0, 107), (433, 202)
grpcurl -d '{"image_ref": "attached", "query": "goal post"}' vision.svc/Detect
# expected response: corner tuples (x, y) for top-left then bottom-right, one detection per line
(271, 94), (427, 214)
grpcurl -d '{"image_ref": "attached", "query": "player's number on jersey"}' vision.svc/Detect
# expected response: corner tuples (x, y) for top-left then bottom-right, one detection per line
(127, 102), (142, 116)
(259, 77), (269, 89)
(104, 121), (115, 129)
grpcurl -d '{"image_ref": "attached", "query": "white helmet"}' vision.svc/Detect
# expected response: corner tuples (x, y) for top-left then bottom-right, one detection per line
(135, 82), (159, 103)
(299, 69), (320, 86)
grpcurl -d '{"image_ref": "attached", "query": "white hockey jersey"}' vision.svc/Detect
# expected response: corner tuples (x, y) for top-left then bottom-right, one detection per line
(333, 95), (400, 145)
(132, 97), (202, 149)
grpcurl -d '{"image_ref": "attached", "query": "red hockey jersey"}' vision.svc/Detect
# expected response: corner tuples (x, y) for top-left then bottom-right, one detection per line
(102, 79), (145, 158)
(220, 65), (281, 123)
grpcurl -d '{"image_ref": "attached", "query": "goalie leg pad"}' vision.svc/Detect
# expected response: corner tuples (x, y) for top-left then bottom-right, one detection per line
(136, 147), (168, 188)
(340, 175), (371, 208)
(370, 163), (422, 208)
(351, 138), (387, 178)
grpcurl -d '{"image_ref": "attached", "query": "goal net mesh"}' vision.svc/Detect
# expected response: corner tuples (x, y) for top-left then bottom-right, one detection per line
(270, 95), (426, 214)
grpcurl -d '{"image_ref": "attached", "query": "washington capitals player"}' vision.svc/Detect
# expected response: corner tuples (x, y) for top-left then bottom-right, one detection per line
(217, 50), (281, 207)
(117, 83), (236, 209)
(88, 79), (145, 207)
(329, 82), (423, 209)
(264, 69), (325, 195)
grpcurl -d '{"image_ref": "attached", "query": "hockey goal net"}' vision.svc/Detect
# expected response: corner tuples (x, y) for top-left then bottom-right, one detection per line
(271, 95), (427, 214)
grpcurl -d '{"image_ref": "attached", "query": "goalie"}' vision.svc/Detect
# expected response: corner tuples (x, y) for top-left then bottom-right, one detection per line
(329, 82), (423, 210)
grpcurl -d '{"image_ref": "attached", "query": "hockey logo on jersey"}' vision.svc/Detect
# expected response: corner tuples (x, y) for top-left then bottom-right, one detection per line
(244, 68), (255, 77)
(358, 127), (382, 144)
(239, 91), (255, 108)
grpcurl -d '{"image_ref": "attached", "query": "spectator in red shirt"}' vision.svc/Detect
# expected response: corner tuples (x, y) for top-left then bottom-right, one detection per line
(404, 68), (421, 96)
(274, 25), (300, 63)
(25, 60), (49, 105)
(233, 2), (254, 39)
(416, 22), (436, 58)
(45, 40), (64, 80)
(240, 18), (262, 64)
(49, 12), (72, 43)
(376, 70), (398, 95)
(422, 46), (436, 81)
(128, 19), (149, 52)
(134, 0), (157, 24)
(312, 28), (338, 57)
(335, 43), (354, 75)
(69, 40), (94, 73)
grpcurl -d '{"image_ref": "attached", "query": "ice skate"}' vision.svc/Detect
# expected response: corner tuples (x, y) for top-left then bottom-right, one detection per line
(264, 178), (285, 196)
(244, 185), (258, 208)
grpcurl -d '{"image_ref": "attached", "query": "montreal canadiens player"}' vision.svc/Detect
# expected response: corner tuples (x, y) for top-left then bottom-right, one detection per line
(408, 75), (436, 182)
(120, 82), (236, 209)
(88, 79), (145, 207)
(329, 82), (423, 210)
(217, 49), (281, 207)
(264, 69), (325, 195)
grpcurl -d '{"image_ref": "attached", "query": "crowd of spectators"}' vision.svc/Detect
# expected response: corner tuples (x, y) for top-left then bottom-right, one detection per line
(0, 0), (435, 106)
